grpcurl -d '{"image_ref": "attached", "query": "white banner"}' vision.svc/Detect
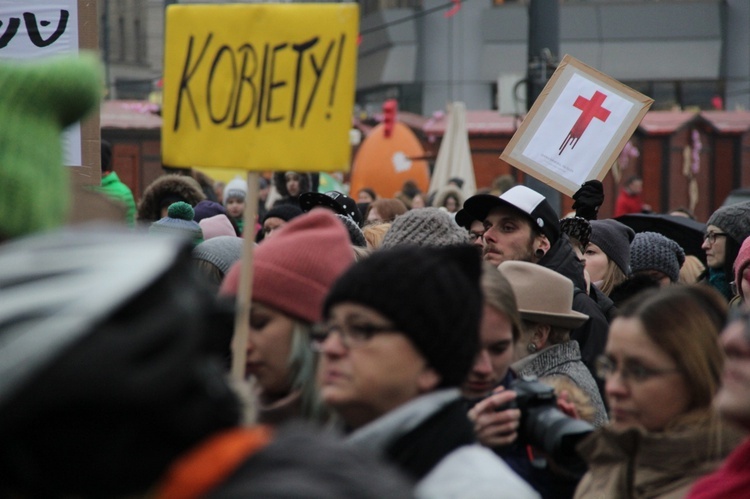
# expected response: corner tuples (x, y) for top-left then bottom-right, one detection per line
(0, 1), (82, 166)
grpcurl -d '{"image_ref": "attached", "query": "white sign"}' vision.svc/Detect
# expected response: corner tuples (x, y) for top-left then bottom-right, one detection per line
(501, 55), (653, 197)
(0, 1), (82, 166)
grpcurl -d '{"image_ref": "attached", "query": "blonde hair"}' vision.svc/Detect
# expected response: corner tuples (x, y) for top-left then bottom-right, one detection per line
(599, 258), (628, 296)
(679, 254), (706, 285)
(351, 245), (371, 261)
(363, 222), (391, 249)
(541, 375), (596, 425)
(288, 321), (331, 424)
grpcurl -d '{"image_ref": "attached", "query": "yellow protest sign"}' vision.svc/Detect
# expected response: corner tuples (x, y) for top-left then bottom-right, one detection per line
(162, 4), (359, 172)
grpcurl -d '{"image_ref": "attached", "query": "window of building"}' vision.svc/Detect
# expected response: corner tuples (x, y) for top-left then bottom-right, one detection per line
(118, 16), (125, 62)
(134, 18), (144, 63)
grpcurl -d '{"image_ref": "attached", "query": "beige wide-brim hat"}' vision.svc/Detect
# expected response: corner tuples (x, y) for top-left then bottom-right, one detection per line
(497, 261), (589, 330)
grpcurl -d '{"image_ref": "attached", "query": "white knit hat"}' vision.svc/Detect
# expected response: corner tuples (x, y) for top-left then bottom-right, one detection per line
(223, 177), (248, 205)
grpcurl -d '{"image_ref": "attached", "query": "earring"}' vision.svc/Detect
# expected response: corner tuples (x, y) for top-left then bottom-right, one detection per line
(527, 343), (537, 353)
(534, 248), (545, 258)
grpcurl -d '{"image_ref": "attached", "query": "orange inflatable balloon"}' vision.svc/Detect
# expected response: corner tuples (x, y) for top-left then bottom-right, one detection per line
(350, 122), (430, 200)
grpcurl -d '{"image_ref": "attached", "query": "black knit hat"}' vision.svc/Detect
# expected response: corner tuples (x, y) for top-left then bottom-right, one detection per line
(630, 231), (686, 283)
(323, 245), (482, 388)
(589, 219), (635, 275)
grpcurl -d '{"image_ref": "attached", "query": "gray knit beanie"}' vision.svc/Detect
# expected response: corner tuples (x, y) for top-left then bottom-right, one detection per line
(706, 201), (750, 244)
(381, 208), (470, 249)
(630, 232), (686, 283)
(192, 236), (243, 276)
(589, 219), (635, 275)
(335, 214), (367, 248)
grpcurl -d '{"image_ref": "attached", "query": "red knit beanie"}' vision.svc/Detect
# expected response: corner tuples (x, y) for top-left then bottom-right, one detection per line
(220, 209), (354, 323)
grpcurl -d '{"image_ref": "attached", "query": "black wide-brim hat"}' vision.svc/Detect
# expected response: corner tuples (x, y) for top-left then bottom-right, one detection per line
(299, 191), (363, 227)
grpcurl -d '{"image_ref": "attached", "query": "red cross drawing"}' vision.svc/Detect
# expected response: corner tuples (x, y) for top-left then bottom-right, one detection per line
(559, 90), (611, 155)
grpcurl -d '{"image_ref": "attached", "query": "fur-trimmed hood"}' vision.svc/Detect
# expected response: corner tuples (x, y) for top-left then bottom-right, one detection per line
(432, 185), (466, 210)
(272, 171), (313, 199)
(137, 174), (206, 223)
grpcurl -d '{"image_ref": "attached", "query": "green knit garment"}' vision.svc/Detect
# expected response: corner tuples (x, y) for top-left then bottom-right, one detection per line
(0, 53), (102, 239)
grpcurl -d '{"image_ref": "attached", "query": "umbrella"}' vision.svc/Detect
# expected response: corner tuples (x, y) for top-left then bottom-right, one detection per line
(428, 102), (476, 198)
(615, 213), (706, 262)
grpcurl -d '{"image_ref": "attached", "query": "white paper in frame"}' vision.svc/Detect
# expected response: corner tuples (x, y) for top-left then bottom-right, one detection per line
(500, 54), (654, 197)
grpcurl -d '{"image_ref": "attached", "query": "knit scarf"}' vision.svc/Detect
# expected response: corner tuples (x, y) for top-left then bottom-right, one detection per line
(709, 268), (733, 300)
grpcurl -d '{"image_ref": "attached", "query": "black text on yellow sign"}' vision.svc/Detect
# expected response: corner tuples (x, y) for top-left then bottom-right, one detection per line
(162, 4), (359, 173)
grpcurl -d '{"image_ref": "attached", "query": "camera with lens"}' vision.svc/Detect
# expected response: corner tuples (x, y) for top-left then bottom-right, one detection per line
(498, 375), (594, 477)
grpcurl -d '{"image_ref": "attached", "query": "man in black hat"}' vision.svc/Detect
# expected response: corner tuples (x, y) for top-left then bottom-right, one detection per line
(457, 185), (609, 376)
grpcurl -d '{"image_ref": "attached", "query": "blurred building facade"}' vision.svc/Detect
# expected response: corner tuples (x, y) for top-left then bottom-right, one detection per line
(99, 0), (750, 114)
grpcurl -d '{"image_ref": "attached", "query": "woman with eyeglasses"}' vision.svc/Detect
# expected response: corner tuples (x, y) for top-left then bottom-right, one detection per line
(314, 245), (539, 498)
(700, 202), (750, 301)
(575, 285), (744, 499)
(220, 209), (354, 426)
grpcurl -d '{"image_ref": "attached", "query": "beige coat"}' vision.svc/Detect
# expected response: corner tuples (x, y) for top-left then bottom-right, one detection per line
(574, 414), (744, 499)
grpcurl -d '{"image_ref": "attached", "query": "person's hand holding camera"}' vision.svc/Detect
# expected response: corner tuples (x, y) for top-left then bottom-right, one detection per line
(467, 387), (520, 448)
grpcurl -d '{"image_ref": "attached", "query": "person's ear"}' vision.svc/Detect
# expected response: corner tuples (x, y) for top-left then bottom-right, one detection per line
(532, 234), (551, 261)
(532, 323), (551, 350)
(417, 367), (441, 393)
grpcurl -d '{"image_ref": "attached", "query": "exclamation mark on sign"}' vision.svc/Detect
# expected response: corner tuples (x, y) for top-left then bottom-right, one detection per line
(327, 33), (346, 120)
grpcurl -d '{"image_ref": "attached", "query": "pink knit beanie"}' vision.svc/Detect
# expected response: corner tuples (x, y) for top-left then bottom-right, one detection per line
(734, 237), (750, 298)
(199, 214), (237, 240)
(220, 209), (354, 323)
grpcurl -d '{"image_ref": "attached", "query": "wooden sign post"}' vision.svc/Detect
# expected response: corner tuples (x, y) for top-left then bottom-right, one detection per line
(162, 3), (359, 380)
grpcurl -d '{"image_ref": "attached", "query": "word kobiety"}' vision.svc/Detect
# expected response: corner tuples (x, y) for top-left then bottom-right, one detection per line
(171, 33), (349, 132)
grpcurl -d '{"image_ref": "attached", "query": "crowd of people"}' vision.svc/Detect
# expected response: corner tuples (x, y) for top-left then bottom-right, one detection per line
(3, 54), (750, 499)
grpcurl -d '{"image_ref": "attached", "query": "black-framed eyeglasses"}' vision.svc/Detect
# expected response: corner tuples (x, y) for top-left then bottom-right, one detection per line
(310, 322), (397, 352)
(595, 355), (680, 384)
(703, 231), (730, 245)
(469, 229), (485, 242)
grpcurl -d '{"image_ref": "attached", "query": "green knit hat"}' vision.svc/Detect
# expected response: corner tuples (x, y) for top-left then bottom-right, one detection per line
(0, 53), (102, 240)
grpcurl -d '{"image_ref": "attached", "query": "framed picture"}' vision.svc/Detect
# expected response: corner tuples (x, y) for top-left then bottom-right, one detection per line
(500, 54), (653, 197)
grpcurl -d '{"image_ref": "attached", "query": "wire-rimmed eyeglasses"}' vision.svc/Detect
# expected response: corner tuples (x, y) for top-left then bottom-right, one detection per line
(595, 355), (680, 383)
(310, 322), (397, 352)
